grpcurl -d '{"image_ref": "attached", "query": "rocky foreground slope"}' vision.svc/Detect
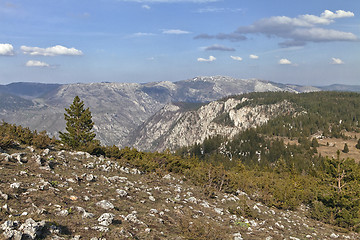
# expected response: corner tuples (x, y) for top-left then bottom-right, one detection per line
(1, 145), (359, 239)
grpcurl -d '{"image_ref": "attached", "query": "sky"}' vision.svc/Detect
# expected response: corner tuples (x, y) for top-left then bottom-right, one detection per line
(0, 0), (359, 85)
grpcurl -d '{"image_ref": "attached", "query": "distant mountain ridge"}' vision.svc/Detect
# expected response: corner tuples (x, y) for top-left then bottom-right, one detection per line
(0, 76), (359, 148)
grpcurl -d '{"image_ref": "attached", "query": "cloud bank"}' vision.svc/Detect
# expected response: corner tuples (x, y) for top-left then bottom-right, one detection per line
(204, 44), (235, 51)
(21, 45), (83, 56)
(194, 33), (246, 42)
(0, 43), (14, 56)
(195, 10), (357, 47)
(236, 10), (357, 47)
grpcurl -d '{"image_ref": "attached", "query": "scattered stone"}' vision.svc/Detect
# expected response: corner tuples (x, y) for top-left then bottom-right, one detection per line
(233, 232), (243, 240)
(149, 196), (156, 202)
(330, 233), (339, 238)
(71, 235), (81, 240)
(56, 209), (69, 217)
(214, 207), (224, 215)
(187, 196), (197, 204)
(70, 195), (78, 201)
(42, 149), (50, 156)
(18, 218), (46, 240)
(150, 209), (158, 214)
(86, 174), (96, 182)
(10, 182), (21, 189)
(0, 190), (8, 200)
(116, 189), (128, 197)
(98, 213), (115, 226)
(253, 204), (261, 213)
(96, 200), (114, 210)
(163, 174), (173, 180)
(91, 225), (109, 232)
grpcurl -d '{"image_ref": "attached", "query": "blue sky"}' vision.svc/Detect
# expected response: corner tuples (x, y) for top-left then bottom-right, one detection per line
(0, 0), (359, 85)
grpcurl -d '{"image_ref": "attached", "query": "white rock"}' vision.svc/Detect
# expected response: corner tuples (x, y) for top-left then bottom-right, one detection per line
(187, 197), (197, 204)
(150, 209), (158, 214)
(86, 174), (96, 182)
(233, 232), (243, 240)
(91, 226), (109, 232)
(98, 213), (115, 226)
(42, 149), (50, 156)
(116, 189), (128, 197)
(149, 196), (156, 202)
(163, 174), (173, 180)
(330, 233), (339, 238)
(18, 218), (46, 239)
(10, 182), (21, 189)
(253, 204), (261, 213)
(96, 200), (114, 210)
(214, 208), (223, 215)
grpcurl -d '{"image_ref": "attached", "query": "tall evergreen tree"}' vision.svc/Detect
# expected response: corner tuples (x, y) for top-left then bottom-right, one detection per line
(59, 96), (96, 149)
(356, 139), (360, 150)
(343, 143), (349, 153)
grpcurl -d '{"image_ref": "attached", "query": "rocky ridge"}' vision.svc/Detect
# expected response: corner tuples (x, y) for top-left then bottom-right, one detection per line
(0, 76), (316, 148)
(129, 97), (296, 151)
(1, 145), (359, 239)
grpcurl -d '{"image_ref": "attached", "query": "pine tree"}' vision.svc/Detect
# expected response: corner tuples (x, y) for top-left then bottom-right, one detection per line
(59, 96), (96, 149)
(343, 143), (349, 153)
(356, 139), (360, 150)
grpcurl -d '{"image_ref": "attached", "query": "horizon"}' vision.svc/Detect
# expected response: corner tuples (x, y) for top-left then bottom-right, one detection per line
(0, 0), (359, 85)
(1, 75), (360, 88)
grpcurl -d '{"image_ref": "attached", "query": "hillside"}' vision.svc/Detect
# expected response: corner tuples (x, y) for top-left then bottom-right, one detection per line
(0, 76), (319, 148)
(1, 143), (359, 239)
(129, 98), (296, 151)
(131, 91), (360, 152)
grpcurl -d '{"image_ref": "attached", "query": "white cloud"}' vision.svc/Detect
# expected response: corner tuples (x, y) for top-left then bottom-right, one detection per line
(162, 29), (191, 34)
(331, 58), (344, 64)
(249, 54), (259, 59)
(142, 4), (151, 9)
(197, 7), (243, 13)
(0, 43), (14, 56)
(21, 45), (83, 56)
(230, 56), (242, 61)
(25, 60), (50, 67)
(321, 10), (354, 19)
(279, 58), (292, 65)
(197, 55), (216, 62)
(128, 32), (155, 38)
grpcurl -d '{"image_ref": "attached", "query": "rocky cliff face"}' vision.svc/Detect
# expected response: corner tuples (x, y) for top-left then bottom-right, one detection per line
(129, 98), (296, 151)
(0, 76), (317, 148)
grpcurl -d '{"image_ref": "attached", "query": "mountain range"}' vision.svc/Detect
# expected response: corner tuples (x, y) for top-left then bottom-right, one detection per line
(0, 76), (359, 150)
